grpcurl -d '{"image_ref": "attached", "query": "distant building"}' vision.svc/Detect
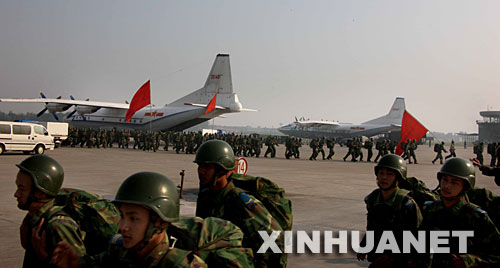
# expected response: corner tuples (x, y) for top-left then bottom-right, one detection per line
(477, 111), (500, 142)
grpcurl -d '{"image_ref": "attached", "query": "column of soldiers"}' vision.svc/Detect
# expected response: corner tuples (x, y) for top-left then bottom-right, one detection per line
(373, 139), (397, 162)
(400, 139), (419, 164)
(66, 128), (279, 159)
(65, 128), (433, 165)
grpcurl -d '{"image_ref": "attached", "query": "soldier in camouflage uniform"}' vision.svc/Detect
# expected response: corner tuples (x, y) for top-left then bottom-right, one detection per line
(364, 138), (373, 162)
(195, 140), (287, 267)
(357, 154), (423, 267)
(474, 142), (484, 166)
(255, 137), (263, 158)
(309, 138), (319, 160)
(408, 139), (418, 164)
(293, 138), (301, 159)
(422, 158), (500, 267)
(160, 131), (169, 151)
(174, 133), (183, 154)
(52, 171), (254, 268)
(354, 137), (363, 162)
(132, 130), (140, 150)
(264, 136), (277, 158)
(107, 129), (115, 148)
(316, 138), (325, 160)
(432, 141), (448, 165)
(374, 139), (384, 162)
(326, 138), (335, 160)
(487, 142), (498, 167)
(284, 137), (292, 159)
(343, 139), (353, 162)
(14, 155), (86, 267)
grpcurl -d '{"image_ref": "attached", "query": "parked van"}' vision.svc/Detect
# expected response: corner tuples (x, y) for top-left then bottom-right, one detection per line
(0, 121), (55, 155)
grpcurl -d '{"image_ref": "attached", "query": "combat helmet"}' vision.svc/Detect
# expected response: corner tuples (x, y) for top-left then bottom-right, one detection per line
(437, 157), (475, 190)
(114, 172), (179, 222)
(194, 140), (236, 170)
(16, 155), (64, 196)
(375, 154), (407, 181)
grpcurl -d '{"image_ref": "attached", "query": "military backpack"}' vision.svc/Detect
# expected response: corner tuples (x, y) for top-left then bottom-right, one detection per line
(231, 173), (293, 231)
(433, 143), (440, 152)
(487, 143), (496, 154)
(473, 144), (480, 154)
(53, 188), (120, 255)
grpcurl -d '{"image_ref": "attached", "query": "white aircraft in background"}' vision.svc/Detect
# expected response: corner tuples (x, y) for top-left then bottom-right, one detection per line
(0, 54), (255, 131)
(278, 97), (405, 140)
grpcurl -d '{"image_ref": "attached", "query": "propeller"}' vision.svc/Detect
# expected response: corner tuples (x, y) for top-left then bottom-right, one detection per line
(37, 92), (62, 120)
(66, 96), (90, 120)
(37, 108), (48, 117)
(66, 95), (77, 118)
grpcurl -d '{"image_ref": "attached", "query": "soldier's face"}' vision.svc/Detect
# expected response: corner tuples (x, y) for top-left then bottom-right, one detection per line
(119, 203), (150, 249)
(440, 175), (464, 198)
(14, 171), (32, 210)
(197, 163), (217, 185)
(376, 168), (397, 190)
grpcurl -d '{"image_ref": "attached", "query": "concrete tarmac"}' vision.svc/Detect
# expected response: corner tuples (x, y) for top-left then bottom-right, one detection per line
(2, 144), (499, 267)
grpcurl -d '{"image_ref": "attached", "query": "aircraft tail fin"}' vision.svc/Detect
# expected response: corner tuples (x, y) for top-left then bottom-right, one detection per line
(362, 97), (405, 125)
(170, 54), (235, 107)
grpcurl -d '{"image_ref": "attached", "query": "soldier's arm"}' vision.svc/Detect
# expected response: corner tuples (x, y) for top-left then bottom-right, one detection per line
(457, 210), (500, 267)
(47, 215), (86, 257)
(479, 166), (500, 187)
(236, 194), (285, 267)
(402, 197), (423, 230)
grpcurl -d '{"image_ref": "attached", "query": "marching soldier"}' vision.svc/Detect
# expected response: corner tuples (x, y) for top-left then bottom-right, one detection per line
(326, 138), (336, 160)
(432, 142), (447, 165)
(309, 138), (319, 160)
(374, 139), (384, 162)
(317, 137), (326, 160)
(364, 138), (374, 162)
(408, 139), (418, 164)
(343, 139), (354, 162)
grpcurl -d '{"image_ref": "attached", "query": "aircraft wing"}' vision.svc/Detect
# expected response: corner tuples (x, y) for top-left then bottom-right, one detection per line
(0, 98), (129, 109)
(183, 102), (228, 110)
(184, 102), (259, 112)
(295, 120), (340, 128)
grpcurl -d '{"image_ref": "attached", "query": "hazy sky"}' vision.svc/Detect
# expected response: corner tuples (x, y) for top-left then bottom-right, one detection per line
(1, 0), (499, 133)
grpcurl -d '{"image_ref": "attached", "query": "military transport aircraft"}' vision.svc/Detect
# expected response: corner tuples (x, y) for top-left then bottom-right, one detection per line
(0, 54), (254, 131)
(278, 97), (405, 140)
